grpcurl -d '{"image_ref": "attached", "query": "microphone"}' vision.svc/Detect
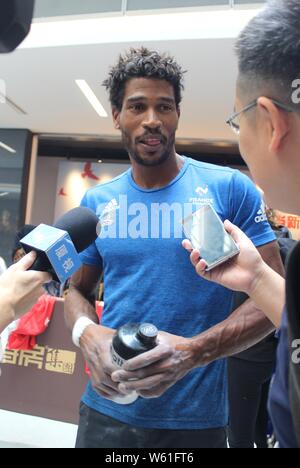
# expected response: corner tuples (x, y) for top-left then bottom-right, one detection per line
(20, 207), (99, 283)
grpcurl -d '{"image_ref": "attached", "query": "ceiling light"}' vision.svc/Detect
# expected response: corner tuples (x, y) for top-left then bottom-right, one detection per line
(0, 192), (9, 197)
(98, 160), (103, 164)
(20, 9), (263, 49)
(75, 80), (108, 118)
(0, 141), (17, 153)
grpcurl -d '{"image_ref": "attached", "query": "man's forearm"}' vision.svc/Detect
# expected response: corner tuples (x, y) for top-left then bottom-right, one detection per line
(64, 286), (98, 332)
(188, 298), (275, 367)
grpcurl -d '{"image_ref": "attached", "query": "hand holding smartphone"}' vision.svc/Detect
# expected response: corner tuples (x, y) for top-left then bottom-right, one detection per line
(182, 204), (240, 271)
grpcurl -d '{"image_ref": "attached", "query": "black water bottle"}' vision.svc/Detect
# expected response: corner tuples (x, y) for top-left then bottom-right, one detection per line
(111, 323), (158, 404)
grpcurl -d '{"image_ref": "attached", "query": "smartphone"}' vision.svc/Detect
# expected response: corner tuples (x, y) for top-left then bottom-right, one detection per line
(182, 204), (240, 271)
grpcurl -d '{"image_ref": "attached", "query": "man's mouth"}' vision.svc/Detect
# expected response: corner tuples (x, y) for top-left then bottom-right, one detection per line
(138, 136), (164, 149)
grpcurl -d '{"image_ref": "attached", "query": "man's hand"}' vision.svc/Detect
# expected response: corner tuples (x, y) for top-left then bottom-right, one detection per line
(111, 331), (195, 399)
(79, 324), (131, 402)
(0, 252), (51, 325)
(182, 220), (267, 295)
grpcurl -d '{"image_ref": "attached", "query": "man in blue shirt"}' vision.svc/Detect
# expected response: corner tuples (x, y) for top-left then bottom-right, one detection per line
(184, 0), (300, 448)
(65, 48), (283, 448)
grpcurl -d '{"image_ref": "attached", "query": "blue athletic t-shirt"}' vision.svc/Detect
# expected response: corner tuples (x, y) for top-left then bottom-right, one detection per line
(79, 157), (275, 429)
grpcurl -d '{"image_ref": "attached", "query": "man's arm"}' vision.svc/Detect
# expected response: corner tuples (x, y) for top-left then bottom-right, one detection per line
(65, 265), (126, 400)
(185, 221), (285, 328)
(64, 264), (101, 331)
(112, 240), (284, 398)
(188, 239), (284, 365)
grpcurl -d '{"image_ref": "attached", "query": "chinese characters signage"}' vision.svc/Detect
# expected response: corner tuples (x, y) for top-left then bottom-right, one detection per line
(275, 211), (300, 240)
(2, 345), (76, 375)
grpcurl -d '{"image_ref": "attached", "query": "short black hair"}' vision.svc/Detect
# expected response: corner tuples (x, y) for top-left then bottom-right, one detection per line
(103, 47), (185, 111)
(236, 0), (300, 111)
(12, 224), (36, 261)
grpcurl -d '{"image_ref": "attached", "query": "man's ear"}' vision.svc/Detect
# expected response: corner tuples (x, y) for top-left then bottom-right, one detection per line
(257, 97), (290, 152)
(112, 107), (121, 130)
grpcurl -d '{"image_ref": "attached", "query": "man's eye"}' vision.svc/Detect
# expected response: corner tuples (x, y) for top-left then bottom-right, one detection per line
(130, 104), (144, 111)
(159, 105), (172, 112)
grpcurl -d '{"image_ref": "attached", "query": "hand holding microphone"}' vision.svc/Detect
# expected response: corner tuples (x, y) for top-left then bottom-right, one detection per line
(20, 207), (99, 282)
(0, 206), (99, 332)
(0, 252), (51, 332)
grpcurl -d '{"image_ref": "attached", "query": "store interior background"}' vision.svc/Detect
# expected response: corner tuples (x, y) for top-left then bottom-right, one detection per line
(2, 0), (299, 266)
(0, 0), (299, 448)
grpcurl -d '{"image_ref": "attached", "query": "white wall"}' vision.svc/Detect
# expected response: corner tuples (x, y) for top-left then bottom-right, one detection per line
(31, 157), (64, 226)
(30, 157), (130, 225)
(54, 161), (130, 219)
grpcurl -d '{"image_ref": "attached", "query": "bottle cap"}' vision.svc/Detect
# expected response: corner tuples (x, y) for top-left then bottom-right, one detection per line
(138, 323), (158, 345)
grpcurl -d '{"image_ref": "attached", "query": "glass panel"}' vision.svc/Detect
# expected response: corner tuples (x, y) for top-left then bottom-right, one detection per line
(127, 0), (228, 10)
(34, 0), (122, 18)
(0, 130), (31, 266)
(235, 1), (265, 3)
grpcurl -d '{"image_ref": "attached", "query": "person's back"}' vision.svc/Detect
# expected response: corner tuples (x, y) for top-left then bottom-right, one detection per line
(286, 241), (300, 445)
(227, 226), (296, 448)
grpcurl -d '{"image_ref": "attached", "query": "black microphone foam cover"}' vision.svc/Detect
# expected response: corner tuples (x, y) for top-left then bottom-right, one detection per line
(54, 206), (99, 253)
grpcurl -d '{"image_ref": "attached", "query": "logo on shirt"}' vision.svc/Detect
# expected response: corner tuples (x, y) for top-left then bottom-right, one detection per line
(189, 185), (213, 205)
(100, 199), (119, 226)
(255, 202), (268, 223)
(195, 185), (209, 195)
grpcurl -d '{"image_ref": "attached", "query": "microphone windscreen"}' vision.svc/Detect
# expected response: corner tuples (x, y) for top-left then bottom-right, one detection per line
(54, 206), (99, 253)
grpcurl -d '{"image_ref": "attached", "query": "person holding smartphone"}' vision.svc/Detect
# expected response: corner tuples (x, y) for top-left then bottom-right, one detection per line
(183, 0), (300, 448)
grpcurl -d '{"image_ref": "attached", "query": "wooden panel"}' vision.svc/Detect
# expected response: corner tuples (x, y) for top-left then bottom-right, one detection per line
(0, 298), (88, 424)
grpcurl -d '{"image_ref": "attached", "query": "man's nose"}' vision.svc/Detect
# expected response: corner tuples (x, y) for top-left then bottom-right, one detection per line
(142, 109), (162, 129)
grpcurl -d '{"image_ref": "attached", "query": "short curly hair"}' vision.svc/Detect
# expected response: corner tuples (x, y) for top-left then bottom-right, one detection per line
(103, 47), (185, 111)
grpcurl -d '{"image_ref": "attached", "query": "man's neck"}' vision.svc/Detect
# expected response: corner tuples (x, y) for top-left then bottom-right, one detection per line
(131, 152), (185, 190)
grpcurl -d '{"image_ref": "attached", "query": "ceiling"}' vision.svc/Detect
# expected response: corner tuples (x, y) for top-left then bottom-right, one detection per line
(0, 6), (263, 149)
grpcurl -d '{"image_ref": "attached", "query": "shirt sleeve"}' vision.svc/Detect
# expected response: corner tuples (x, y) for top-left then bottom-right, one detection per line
(79, 192), (103, 268)
(229, 171), (276, 247)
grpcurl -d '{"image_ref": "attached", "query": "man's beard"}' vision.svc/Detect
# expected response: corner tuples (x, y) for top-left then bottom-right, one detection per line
(122, 131), (176, 167)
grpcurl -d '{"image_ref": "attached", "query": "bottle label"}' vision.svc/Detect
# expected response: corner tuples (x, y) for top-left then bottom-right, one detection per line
(111, 345), (125, 368)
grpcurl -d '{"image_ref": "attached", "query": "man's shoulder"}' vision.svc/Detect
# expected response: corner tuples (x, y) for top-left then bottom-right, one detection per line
(187, 157), (237, 175)
(185, 158), (246, 189)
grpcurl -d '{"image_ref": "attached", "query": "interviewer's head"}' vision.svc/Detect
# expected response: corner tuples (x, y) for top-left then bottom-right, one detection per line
(230, 0), (300, 214)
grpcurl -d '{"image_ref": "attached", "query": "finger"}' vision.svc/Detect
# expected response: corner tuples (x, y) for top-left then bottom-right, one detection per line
(138, 388), (166, 399)
(93, 381), (121, 397)
(182, 239), (193, 252)
(31, 271), (52, 284)
(103, 373), (122, 391)
(112, 368), (149, 382)
(223, 220), (244, 244)
(102, 383), (122, 396)
(96, 387), (120, 399)
(118, 373), (165, 392)
(195, 259), (207, 276)
(123, 344), (173, 371)
(13, 251), (37, 271)
(112, 358), (172, 382)
(190, 249), (200, 267)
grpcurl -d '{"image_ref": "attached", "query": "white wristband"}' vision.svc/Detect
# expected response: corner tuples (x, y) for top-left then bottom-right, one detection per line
(72, 317), (95, 348)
